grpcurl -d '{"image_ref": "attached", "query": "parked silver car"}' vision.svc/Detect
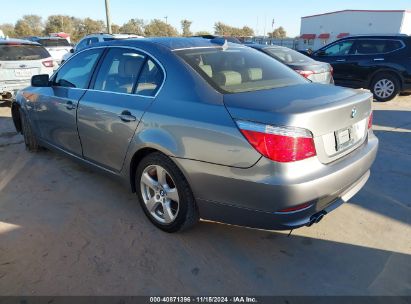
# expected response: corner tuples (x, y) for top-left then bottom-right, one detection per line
(12, 38), (378, 232)
(0, 39), (54, 103)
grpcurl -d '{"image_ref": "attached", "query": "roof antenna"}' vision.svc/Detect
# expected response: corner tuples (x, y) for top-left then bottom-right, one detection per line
(222, 39), (229, 51)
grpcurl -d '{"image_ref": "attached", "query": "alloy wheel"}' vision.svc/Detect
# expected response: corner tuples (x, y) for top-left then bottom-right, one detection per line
(140, 165), (180, 224)
(374, 79), (395, 99)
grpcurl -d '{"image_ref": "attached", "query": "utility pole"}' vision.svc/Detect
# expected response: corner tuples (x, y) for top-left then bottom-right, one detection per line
(105, 0), (112, 34)
(164, 16), (168, 24)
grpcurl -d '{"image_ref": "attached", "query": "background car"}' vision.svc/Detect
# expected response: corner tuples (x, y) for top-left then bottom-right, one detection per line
(0, 39), (53, 103)
(61, 33), (144, 63)
(193, 34), (242, 44)
(247, 43), (334, 84)
(12, 38), (377, 232)
(25, 36), (71, 66)
(310, 34), (411, 102)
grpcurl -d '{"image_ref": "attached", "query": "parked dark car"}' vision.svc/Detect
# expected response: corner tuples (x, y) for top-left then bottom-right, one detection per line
(11, 38), (377, 232)
(247, 44), (334, 84)
(310, 34), (411, 101)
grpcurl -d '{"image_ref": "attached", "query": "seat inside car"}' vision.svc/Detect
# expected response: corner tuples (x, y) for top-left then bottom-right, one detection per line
(104, 55), (145, 94)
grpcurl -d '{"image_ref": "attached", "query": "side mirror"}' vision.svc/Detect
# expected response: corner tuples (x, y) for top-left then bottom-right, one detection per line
(70, 48), (74, 53)
(31, 74), (50, 87)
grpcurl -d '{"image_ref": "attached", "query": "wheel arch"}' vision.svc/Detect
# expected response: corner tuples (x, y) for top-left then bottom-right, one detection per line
(368, 69), (403, 91)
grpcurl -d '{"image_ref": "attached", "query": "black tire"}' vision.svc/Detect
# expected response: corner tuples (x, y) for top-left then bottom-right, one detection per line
(19, 108), (40, 152)
(135, 152), (199, 232)
(370, 73), (400, 102)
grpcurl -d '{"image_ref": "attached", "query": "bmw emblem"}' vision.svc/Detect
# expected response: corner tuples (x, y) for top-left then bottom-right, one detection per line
(351, 107), (357, 119)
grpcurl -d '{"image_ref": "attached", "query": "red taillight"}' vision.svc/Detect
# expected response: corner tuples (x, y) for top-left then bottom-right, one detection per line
(42, 60), (53, 68)
(236, 120), (316, 163)
(368, 111), (373, 129)
(296, 70), (314, 79)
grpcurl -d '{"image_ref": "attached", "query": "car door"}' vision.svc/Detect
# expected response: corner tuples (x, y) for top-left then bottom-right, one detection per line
(77, 47), (164, 171)
(312, 40), (355, 85)
(33, 48), (104, 156)
(348, 39), (404, 87)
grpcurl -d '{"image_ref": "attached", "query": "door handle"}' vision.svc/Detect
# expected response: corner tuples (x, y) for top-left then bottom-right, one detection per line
(118, 110), (137, 122)
(373, 58), (385, 61)
(336, 59), (346, 62)
(66, 101), (76, 110)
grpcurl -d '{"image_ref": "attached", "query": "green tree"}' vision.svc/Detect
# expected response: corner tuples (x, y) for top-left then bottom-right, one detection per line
(269, 26), (287, 38)
(195, 31), (211, 36)
(214, 22), (254, 37)
(120, 19), (145, 35)
(44, 15), (75, 35)
(181, 19), (192, 37)
(22, 15), (43, 36)
(0, 23), (15, 38)
(14, 20), (32, 37)
(144, 19), (178, 37)
(111, 24), (121, 34)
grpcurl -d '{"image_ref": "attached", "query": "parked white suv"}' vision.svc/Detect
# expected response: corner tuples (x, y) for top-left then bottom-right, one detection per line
(26, 37), (72, 66)
(0, 39), (54, 103)
(61, 33), (144, 63)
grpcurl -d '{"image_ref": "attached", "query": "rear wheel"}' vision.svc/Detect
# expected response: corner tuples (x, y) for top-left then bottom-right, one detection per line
(135, 152), (199, 232)
(20, 108), (40, 152)
(371, 73), (400, 102)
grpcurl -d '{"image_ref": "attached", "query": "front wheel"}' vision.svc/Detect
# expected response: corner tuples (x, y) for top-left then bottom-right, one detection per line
(19, 108), (41, 152)
(371, 73), (400, 102)
(135, 152), (199, 232)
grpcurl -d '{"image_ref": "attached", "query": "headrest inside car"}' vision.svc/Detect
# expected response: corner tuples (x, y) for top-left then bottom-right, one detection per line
(215, 71), (242, 86)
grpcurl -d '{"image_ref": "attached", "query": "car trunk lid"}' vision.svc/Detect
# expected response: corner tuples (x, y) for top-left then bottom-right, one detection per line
(224, 83), (372, 164)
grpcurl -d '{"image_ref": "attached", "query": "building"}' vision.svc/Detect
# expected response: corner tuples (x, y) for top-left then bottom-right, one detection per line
(298, 9), (411, 51)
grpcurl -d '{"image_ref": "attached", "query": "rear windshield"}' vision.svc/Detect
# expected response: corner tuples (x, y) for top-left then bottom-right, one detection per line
(38, 39), (70, 47)
(176, 46), (307, 93)
(264, 47), (314, 64)
(0, 44), (50, 61)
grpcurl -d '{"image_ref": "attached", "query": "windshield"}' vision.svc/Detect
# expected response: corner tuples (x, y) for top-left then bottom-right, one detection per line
(38, 39), (70, 47)
(176, 46), (307, 93)
(0, 44), (50, 61)
(264, 47), (314, 64)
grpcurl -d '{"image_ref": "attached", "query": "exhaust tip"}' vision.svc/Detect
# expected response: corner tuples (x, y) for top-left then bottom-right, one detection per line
(307, 211), (327, 226)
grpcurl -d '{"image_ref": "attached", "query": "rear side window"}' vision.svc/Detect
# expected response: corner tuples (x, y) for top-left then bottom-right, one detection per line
(353, 39), (404, 55)
(93, 48), (146, 94)
(53, 48), (103, 89)
(264, 47), (314, 64)
(0, 44), (50, 61)
(38, 39), (70, 47)
(176, 46), (306, 93)
(136, 59), (164, 96)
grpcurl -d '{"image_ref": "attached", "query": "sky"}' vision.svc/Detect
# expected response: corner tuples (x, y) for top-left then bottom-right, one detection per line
(1, 0), (410, 37)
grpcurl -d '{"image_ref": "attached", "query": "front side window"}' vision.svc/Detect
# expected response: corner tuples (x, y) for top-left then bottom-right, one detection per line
(94, 48), (146, 94)
(322, 40), (354, 56)
(0, 44), (50, 61)
(53, 48), (103, 89)
(176, 46), (306, 94)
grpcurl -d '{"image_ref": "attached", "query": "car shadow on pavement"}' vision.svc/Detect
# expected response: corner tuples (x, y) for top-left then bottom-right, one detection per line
(349, 109), (411, 226)
(0, 142), (410, 295)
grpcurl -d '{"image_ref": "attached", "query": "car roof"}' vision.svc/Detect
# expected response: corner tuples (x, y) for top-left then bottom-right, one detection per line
(116, 37), (244, 50)
(0, 39), (41, 45)
(245, 43), (289, 50)
(340, 34), (409, 40)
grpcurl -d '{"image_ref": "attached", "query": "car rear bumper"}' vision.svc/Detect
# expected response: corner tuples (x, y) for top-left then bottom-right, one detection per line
(173, 132), (378, 230)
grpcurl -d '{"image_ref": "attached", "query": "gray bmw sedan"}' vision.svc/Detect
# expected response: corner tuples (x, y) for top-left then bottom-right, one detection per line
(11, 37), (378, 232)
